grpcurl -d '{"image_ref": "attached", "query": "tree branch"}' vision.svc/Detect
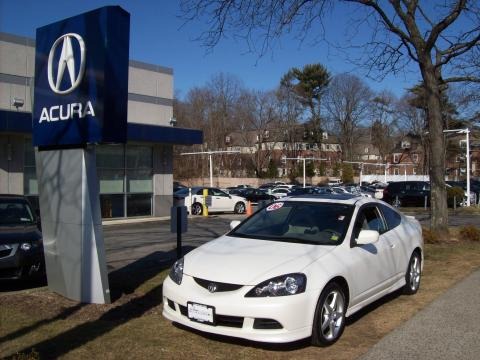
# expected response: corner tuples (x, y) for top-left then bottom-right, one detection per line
(425, 0), (467, 51)
(444, 76), (480, 83)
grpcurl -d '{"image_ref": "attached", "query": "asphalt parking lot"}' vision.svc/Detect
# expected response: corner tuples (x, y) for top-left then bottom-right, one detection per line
(103, 214), (243, 271)
(103, 209), (480, 272)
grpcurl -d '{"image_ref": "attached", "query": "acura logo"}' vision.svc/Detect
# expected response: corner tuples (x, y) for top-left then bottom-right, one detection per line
(47, 33), (86, 95)
(207, 283), (217, 293)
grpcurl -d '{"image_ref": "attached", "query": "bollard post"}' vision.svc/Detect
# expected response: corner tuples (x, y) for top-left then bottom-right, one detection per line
(203, 188), (209, 217)
(171, 206), (188, 259)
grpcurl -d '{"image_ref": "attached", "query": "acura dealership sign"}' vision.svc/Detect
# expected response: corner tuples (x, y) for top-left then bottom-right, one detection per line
(33, 6), (130, 147)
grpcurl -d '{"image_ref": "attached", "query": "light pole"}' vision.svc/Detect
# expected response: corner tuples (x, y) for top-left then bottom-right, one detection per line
(283, 156), (326, 188)
(443, 128), (471, 206)
(181, 150), (240, 187)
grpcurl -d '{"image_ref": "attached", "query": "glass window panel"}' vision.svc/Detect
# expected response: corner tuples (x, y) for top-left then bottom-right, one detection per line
(24, 166), (38, 195)
(96, 145), (125, 169)
(100, 194), (124, 218)
(24, 138), (36, 167)
(26, 196), (39, 216)
(127, 169), (152, 193)
(126, 145), (152, 169)
(127, 194), (152, 217)
(98, 169), (125, 194)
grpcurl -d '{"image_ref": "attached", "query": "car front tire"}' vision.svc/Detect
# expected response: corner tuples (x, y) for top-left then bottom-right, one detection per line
(312, 282), (346, 347)
(403, 251), (421, 295)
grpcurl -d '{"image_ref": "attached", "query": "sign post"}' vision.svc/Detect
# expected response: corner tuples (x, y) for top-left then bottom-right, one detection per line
(33, 6), (130, 304)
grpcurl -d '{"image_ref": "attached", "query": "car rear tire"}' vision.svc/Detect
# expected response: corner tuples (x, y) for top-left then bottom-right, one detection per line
(234, 201), (246, 214)
(312, 282), (346, 347)
(191, 202), (203, 215)
(403, 251), (421, 295)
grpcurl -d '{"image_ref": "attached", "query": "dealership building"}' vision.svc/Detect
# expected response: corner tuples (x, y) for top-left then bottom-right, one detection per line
(0, 31), (202, 218)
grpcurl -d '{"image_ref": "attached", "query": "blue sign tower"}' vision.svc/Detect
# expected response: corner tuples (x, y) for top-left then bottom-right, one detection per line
(33, 7), (130, 304)
(33, 6), (129, 147)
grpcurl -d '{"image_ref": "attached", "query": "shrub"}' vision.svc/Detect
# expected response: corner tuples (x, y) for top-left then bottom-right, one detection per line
(447, 186), (465, 207)
(422, 227), (441, 244)
(459, 225), (480, 242)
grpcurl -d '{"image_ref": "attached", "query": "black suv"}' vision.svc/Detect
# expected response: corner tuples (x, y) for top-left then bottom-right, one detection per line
(383, 181), (430, 207)
(0, 195), (44, 280)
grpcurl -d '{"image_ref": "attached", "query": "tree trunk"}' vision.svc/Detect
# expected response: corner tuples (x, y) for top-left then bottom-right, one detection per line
(420, 62), (449, 234)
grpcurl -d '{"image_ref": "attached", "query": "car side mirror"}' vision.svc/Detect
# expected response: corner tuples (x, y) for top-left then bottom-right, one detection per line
(230, 220), (241, 230)
(357, 230), (379, 245)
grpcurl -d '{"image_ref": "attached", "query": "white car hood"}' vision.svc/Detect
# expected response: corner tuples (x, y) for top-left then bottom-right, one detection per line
(183, 235), (335, 285)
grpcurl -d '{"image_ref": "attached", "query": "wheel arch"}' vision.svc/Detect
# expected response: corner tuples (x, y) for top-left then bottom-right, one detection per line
(324, 276), (350, 310)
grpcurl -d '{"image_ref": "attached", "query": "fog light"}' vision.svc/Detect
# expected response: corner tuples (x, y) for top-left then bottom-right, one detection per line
(20, 243), (32, 251)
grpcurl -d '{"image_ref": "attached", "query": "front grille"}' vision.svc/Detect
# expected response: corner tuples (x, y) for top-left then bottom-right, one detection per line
(0, 267), (22, 279)
(193, 277), (243, 292)
(178, 304), (244, 328)
(253, 318), (283, 329)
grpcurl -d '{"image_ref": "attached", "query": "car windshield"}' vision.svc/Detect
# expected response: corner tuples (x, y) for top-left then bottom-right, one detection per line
(229, 201), (353, 245)
(0, 199), (35, 226)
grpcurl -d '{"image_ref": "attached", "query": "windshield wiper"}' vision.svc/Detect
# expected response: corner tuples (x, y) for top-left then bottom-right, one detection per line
(279, 237), (322, 245)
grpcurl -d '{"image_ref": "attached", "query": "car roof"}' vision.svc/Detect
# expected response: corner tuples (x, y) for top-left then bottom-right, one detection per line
(280, 193), (368, 205)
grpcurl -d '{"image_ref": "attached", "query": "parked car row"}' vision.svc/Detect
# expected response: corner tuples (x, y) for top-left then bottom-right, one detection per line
(174, 178), (479, 215)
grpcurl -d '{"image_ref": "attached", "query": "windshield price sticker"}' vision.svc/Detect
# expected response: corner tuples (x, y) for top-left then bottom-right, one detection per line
(187, 302), (215, 324)
(266, 202), (284, 211)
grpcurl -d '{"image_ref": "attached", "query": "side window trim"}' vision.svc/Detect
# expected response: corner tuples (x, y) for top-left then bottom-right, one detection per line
(350, 204), (387, 247)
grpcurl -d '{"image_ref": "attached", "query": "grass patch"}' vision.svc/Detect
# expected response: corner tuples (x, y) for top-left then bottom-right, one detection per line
(1, 242), (480, 359)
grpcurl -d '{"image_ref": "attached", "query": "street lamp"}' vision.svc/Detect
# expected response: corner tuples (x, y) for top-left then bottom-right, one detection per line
(181, 150), (240, 187)
(443, 128), (471, 206)
(283, 156), (326, 188)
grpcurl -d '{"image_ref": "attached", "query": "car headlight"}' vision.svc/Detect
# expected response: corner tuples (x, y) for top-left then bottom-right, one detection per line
(245, 273), (306, 297)
(20, 243), (32, 251)
(169, 258), (184, 285)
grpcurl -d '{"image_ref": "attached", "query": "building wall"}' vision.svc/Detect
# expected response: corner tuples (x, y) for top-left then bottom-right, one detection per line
(0, 32), (176, 217)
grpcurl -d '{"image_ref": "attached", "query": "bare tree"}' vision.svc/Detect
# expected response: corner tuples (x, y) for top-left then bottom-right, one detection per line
(324, 73), (373, 161)
(235, 90), (281, 177)
(370, 91), (398, 161)
(276, 84), (304, 160)
(180, 0), (480, 233)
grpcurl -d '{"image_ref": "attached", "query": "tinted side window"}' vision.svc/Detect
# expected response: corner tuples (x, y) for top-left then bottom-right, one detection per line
(380, 204), (402, 230)
(388, 183), (402, 192)
(353, 206), (387, 238)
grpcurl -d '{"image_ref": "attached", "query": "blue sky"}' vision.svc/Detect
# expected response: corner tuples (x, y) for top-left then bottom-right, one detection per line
(0, 0), (420, 99)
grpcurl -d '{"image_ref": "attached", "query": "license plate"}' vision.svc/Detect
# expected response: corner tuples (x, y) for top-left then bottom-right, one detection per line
(187, 302), (215, 325)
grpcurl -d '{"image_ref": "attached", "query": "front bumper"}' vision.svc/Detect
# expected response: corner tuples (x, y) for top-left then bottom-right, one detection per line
(0, 243), (44, 280)
(162, 274), (319, 343)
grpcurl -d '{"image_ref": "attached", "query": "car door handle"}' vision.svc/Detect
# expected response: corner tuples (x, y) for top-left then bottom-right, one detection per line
(390, 243), (396, 249)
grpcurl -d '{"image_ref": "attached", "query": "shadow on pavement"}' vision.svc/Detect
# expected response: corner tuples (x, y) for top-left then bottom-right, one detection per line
(108, 245), (196, 301)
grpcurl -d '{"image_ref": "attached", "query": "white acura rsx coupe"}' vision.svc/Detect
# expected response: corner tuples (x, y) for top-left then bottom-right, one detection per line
(163, 194), (423, 346)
